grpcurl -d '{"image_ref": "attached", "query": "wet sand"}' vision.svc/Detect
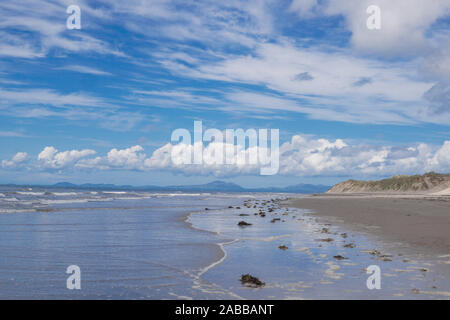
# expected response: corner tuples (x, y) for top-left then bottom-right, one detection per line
(192, 196), (450, 299)
(287, 194), (450, 254)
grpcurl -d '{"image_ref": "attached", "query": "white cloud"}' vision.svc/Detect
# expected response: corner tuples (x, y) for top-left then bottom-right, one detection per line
(429, 141), (450, 172)
(159, 41), (439, 124)
(0, 131), (27, 137)
(55, 65), (113, 76)
(1, 152), (28, 168)
(106, 145), (147, 170)
(289, 0), (320, 18)
(4, 137), (450, 177)
(144, 136), (450, 177)
(0, 0), (123, 58)
(0, 88), (106, 108)
(290, 0), (450, 56)
(76, 145), (148, 170)
(38, 146), (96, 169)
(104, 0), (275, 45)
(423, 82), (450, 114)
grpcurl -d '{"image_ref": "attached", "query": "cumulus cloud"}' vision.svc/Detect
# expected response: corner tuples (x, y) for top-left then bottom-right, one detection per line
(144, 141), (276, 176)
(1, 152), (28, 168)
(3, 136), (450, 177)
(147, 137), (450, 177)
(106, 145), (147, 169)
(429, 141), (450, 172)
(38, 146), (96, 169)
(75, 145), (148, 170)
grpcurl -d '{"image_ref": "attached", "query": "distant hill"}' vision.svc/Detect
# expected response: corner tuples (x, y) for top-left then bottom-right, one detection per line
(327, 172), (450, 194)
(6, 180), (330, 194)
(165, 180), (246, 192)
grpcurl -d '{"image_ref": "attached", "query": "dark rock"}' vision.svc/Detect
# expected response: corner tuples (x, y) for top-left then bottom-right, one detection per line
(367, 250), (381, 256)
(238, 221), (252, 227)
(240, 274), (265, 288)
(278, 245), (288, 250)
(316, 238), (334, 242)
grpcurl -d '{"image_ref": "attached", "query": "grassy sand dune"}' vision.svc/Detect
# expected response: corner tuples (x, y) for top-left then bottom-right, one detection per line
(327, 172), (450, 194)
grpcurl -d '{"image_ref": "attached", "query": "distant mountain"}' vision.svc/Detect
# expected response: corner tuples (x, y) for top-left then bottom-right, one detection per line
(169, 180), (245, 192)
(53, 182), (135, 190)
(53, 182), (78, 188)
(41, 180), (330, 194)
(1, 180), (330, 194)
(327, 172), (450, 194)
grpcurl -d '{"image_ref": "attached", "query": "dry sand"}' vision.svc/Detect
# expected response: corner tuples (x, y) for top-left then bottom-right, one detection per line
(288, 194), (450, 254)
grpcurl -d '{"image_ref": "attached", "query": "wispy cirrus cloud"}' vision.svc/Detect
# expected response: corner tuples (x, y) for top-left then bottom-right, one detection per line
(290, 0), (450, 56)
(0, 0), (124, 58)
(0, 88), (106, 108)
(54, 65), (113, 76)
(0, 131), (28, 137)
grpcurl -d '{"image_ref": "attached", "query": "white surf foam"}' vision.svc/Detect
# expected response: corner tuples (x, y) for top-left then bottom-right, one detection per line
(16, 192), (45, 196)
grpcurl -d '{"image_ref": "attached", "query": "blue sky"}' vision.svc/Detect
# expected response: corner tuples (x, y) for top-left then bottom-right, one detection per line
(0, 0), (449, 187)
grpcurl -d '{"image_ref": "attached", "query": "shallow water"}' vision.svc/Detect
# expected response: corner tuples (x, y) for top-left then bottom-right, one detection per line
(189, 199), (450, 299)
(0, 187), (254, 299)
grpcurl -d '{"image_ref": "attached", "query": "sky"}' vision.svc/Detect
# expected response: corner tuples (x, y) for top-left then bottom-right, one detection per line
(0, 0), (449, 187)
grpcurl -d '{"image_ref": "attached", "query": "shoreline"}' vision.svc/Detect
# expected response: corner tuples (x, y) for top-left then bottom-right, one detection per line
(184, 204), (245, 299)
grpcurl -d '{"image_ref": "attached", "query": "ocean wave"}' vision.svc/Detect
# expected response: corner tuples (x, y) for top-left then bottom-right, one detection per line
(0, 208), (35, 214)
(153, 193), (205, 197)
(52, 192), (79, 196)
(102, 191), (128, 195)
(2, 197), (19, 202)
(16, 192), (45, 196)
(40, 199), (90, 205)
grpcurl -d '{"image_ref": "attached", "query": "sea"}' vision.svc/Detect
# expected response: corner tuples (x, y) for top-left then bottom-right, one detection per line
(0, 186), (448, 299)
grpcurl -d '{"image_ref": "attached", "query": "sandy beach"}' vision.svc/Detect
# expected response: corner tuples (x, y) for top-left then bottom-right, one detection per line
(287, 194), (450, 255)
